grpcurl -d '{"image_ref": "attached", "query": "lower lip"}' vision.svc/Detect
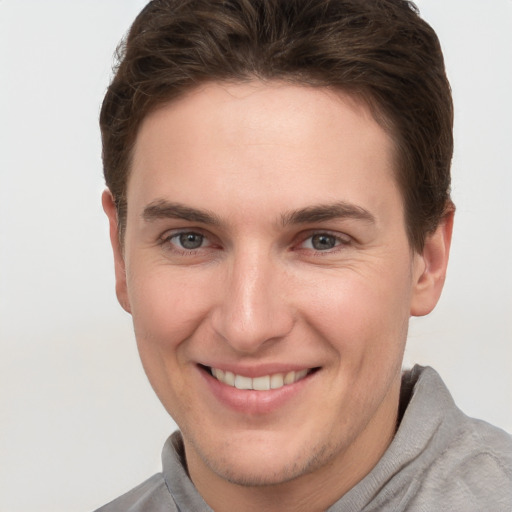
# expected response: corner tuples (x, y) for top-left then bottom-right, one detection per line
(198, 367), (316, 415)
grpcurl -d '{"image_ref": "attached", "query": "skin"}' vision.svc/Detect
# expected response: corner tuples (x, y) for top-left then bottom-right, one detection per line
(103, 81), (453, 512)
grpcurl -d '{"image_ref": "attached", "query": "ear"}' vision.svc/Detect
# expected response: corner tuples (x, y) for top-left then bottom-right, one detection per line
(102, 189), (131, 314)
(410, 209), (454, 317)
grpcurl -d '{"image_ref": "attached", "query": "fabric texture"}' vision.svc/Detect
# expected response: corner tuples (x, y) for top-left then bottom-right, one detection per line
(94, 366), (512, 511)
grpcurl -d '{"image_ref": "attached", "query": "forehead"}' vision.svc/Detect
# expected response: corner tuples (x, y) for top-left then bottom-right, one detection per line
(128, 81), (401, 223)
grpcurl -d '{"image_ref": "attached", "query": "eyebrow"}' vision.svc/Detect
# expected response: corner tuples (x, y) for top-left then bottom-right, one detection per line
(142, 199), (375, 227)
(142, 200), (221, 225)
(281, 201), (376, 226)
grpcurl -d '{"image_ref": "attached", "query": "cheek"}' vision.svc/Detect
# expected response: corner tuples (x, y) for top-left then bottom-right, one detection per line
(127, 266), (213, 351)
(125, 267), (215, 418)
(300, 266), (412, 359)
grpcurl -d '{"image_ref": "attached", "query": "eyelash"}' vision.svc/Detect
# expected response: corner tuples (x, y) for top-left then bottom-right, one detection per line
(159, 230), (213, 254)
(297, 231), (352, 254)
(158, 229), (352, 255)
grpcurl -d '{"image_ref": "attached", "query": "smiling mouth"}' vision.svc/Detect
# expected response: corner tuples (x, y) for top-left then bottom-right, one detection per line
(203, 366), (318, 391)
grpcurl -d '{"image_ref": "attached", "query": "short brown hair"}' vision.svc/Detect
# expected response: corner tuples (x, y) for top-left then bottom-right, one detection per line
(100, 0), (453, 250)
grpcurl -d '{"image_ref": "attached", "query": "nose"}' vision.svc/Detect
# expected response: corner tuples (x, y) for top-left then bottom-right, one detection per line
(211, 247), (294, 354)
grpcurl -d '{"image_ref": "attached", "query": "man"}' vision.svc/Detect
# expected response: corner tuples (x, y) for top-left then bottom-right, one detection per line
(96, 0), (512, 510)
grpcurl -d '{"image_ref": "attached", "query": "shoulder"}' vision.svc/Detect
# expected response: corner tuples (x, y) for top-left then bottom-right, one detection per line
(460, 417), (512, 473)
(423, 417), (512, 503)
(93, 473), (177, 512)
(406, 367), (512, 510)
(93, 431), (211, 512)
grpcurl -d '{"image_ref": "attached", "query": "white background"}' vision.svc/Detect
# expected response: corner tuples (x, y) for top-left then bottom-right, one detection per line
(1, 1), (511, 511)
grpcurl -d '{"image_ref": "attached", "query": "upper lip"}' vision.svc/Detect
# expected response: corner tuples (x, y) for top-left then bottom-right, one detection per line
(198, 363), (318, 378)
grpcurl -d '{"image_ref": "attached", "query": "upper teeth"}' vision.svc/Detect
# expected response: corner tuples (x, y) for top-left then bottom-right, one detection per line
(211, 368), (309, 391)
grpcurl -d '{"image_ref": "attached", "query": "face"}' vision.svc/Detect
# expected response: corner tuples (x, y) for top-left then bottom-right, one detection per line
(104, 82), (451, 502)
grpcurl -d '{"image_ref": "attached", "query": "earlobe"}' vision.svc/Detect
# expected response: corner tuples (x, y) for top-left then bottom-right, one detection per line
(102, 189), (131, 314)
(410, 209), (454, 317)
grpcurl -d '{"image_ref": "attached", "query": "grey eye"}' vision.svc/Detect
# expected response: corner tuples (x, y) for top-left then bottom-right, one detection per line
(178, 232), (204, 249)
(311, 234), (337, 250)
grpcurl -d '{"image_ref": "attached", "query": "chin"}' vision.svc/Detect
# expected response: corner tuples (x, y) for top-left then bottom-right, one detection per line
(190, 430), (334, 487)
(210, 455), (313, 487)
